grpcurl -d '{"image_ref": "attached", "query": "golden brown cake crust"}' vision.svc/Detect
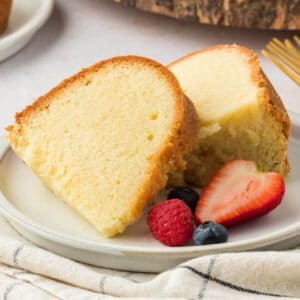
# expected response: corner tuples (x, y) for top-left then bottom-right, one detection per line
(259, 70), (291, 139)
(168, 45), (290, 135)
(237, 46), (291, 176)
(7, 56), (199, 236)
(168, 44), (291, 185)
(8, 55), (198, 157)
(168, 44), (291, 171)
(0, 0), (12, 34)
(258, 70), (291, 176)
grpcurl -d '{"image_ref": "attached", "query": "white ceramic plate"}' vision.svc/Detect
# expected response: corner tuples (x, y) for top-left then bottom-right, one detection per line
(0, 0), (53, 62)
(0, 112), (299, 272)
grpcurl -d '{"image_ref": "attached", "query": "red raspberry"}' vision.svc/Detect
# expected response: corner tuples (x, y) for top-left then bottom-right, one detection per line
(147, 199), (194, 246)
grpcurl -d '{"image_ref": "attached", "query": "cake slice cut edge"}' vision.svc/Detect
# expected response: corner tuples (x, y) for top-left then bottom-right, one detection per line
(6, 56), (199, 237)
(168, 44), (291, 187)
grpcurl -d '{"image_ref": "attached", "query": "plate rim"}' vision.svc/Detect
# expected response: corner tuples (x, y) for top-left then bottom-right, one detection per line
(0, 0), (53, 48)
(0, 112), (299, 256)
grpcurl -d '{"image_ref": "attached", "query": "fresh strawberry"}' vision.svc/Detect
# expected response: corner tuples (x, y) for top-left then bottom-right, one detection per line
(194, 160), (285, 226)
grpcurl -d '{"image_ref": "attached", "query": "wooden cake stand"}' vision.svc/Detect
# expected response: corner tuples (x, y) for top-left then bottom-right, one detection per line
(114, 0), (300, 30)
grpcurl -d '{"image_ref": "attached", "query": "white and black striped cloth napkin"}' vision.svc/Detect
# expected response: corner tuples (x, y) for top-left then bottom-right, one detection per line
(0, 215), (299, 300)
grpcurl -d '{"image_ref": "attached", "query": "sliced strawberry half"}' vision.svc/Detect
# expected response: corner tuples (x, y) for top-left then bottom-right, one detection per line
(194, 160), (285, 226)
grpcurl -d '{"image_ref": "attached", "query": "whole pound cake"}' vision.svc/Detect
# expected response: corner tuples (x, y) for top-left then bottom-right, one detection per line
(7, 56), (198, 237)
(169, 45), (290, 187)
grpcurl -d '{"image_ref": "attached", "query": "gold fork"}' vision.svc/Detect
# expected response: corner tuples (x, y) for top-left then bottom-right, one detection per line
(262, 36), (300, 86)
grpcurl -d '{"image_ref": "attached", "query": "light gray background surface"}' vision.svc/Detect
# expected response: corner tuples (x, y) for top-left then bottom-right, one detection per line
(0, 0), (299, 134)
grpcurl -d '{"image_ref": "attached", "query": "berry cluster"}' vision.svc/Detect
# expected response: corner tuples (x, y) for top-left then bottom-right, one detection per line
(147, 187), (228, 246)
(147, 160), (285, 247)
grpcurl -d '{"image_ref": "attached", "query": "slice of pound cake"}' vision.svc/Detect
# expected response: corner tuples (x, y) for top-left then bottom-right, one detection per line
(7, 56), (198, 237)
(169, 45), (290, 187)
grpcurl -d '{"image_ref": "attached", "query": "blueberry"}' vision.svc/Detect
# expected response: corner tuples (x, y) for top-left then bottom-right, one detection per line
(167, 187), (199, 213)
(193, 221), (228, 245)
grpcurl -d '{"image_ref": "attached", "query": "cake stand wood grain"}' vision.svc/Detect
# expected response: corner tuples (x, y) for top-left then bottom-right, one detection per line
(113, 0), (300, 30)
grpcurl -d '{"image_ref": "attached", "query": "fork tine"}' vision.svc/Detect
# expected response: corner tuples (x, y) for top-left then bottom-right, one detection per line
(267, 45), (300, 75)
(270, 39), (300, 60)
(294, 36), (300, 46)
(272, 38), (287, 51)
(268, 42), (300, 68)
(284, 39), (300, 57)
(267, 42), (300, 67)
(262, 49), (300, 86)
